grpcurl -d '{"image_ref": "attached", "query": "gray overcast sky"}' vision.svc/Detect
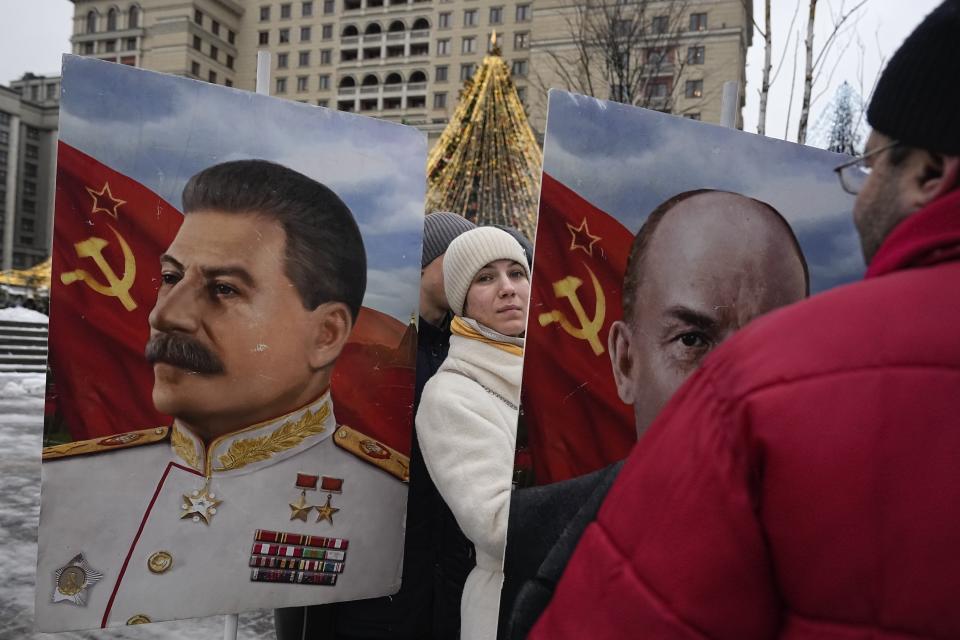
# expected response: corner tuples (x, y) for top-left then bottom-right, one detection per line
(0, 0), (943, 148)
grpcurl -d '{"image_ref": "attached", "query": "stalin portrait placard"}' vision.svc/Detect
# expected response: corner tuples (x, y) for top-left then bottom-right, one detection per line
(36, 56), (425, 632)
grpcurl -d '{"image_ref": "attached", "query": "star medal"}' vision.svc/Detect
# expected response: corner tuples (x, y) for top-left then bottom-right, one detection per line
(181, 482), (222, 524)
(52, 553), (103, 606)
(315, 493), (340, 525)
(290, 472), (319, 522)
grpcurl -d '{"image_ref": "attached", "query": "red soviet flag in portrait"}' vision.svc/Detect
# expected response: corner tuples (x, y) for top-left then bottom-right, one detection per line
(522, 173), (636, 484)
(46, 142), (182, 443)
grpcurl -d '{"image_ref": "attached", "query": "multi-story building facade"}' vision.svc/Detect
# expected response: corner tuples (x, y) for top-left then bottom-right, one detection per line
(0, 77), (59, 270)
(68, 0), (750, 137)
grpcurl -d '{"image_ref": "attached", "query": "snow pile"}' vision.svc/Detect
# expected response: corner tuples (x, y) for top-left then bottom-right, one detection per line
(1, 375), (45, 397)
(0, 306), (48, 323)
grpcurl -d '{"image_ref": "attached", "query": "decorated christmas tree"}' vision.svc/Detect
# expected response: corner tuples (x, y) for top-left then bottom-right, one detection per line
(426, 33), (542, 239)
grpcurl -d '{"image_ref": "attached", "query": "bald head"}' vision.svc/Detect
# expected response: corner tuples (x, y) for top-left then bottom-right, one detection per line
(609, 190), (809, 437)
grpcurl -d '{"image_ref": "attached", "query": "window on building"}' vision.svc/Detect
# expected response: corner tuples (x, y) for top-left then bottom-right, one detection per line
(514, 31), (528, 49)
(210, 44), (219, 61)
(0, 112), (8, 125)
(320, 49), (332, 64)
(318, 74), (330, 89)
(191, 61), (201, 75)
(226, 78), (234, 87)
(193, 35), (202, 51)
(341, 49), (358, 61)
(19, 236), (34, 247)
(259, 30), (269, 44)
(226, 54), (234, 69)
(511, 59), (527, 76)
(435, 65), (448, 81)
(462, 36), (476, 54)
(464, 9), (477, 26)
(687, 45), (705, 64)
(318, 99), (329, 107)
(646, 81), (668, 97)
(107, 8), (117, 30)
(276, 77), (287, 93)
(438, 12), (451, 28)
(278, 52), (289, 68)
(279, 28), (290, 43)
(433, 92), (447, 109)
(212, 20), (220, 36)
(260, 5), (270, 21)
(21, 219), (34, 232)
(86, 10), (97, 33)
(228, 30), (236, 44)
(25, 127), (38, 140)
(303, 1), (314, 16)
(21, 199), (34, 212)
(408, 95), (426, 108)
(128, 5), (139, 28)
(516, 4), (531, 21)
(46, 83), (58, 99)
(685, 79), (703, 98)
(301, 26), (312, 41)
(83, 41), (95, 54)
(322, 24), (333, 39)
(460, 62), (476, 80)
(297, 75), (309, 91)
(194, 9), (203, 25)
(489, 6), (503, 24)
(24, 163), (37, 177)
(299, 50), (310, 66)
(651, 15), (668, 33)
(124, 37), (136, 50)
(516, 85), (526, 102)
(437, 38), (450, 55)
(30, 86), (39, 101)
(209, 70), (217, 83)
(690, 12), (707, 31)
(324, 0), (335, 13)
(281, 3), (292, 19)
(105, 40), (116, 52)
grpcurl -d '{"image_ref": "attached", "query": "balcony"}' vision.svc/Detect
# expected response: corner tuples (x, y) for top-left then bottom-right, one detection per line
(410, 29), (429, 39)
(338, 86), (358, 95)
(341, 35), (359, 45)
(362, 33), (384, 44)
(407, 82), (426, 92)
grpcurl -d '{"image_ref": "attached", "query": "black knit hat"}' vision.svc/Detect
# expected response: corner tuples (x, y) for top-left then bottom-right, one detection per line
(422, 212), (475, 268)
(867, 0), (960, 154)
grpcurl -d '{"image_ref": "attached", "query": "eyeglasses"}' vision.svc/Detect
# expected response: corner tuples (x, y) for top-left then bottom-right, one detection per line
(833, 139), (901, 195)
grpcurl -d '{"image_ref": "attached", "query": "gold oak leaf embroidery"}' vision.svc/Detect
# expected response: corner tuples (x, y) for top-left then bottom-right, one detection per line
(171, 427), (202, 470)
(214, 404), (330, 472)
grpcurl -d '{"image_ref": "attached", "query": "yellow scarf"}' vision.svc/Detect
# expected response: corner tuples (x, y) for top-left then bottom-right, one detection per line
(450, 316), (524, 357)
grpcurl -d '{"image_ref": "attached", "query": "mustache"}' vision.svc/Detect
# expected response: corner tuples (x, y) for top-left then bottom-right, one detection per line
(145, 333), (225, 375)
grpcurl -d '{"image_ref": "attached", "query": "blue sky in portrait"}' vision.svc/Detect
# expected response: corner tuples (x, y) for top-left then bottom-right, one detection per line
(542, 89), (863, 293)
(58, 55), (424, 321)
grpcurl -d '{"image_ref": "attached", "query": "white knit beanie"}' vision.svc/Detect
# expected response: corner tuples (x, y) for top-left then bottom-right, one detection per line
(443, 227), (529, 317)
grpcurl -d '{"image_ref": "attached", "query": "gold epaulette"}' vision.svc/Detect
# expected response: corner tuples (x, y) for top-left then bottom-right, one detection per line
(42, 426), (170, 461)
(333, 425), (410, 482)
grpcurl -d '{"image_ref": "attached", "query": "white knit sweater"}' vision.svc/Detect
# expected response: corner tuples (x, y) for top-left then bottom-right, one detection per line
(416, 318), (523, 640)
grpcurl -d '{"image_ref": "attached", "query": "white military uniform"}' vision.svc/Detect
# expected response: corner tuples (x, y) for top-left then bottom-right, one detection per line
(35, 391), (409, 632)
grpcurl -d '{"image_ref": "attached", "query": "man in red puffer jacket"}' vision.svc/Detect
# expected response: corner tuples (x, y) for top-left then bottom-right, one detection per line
(530, 2), (960, 638)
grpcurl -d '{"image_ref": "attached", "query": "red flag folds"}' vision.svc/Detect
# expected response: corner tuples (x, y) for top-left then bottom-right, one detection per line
(522, 173), (636, 484)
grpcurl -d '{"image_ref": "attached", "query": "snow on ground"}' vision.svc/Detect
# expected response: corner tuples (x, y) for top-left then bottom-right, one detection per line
(0, 372), (275, 640)
(0, 307), (48, 323)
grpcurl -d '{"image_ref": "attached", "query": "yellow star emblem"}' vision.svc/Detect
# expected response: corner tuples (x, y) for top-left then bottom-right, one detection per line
(289, 492), (313, 522)
(315, 494), (340, 525)
(567, 218), (601, 256)
(180, 486), (222, 525)
(86, 182), (126, 219)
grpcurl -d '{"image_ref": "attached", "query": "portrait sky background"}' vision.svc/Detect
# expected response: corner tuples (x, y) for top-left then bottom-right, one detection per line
(543, 90), (859, 293)
(59, 56), (426, 322)
(0, 1), (943, 146)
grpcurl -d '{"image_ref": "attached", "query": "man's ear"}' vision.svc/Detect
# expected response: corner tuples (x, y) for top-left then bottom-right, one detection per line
(911, 151), (960, 207)
(307, 302), (353, 370)
(607, 319), (636, 405)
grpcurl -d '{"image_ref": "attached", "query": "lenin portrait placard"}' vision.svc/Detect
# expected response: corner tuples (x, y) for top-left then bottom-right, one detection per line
(36, 56), (425, 631)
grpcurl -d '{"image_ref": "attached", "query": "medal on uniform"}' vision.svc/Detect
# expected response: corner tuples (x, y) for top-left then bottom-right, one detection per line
(290, 472), (318, 521)
(314, 477), (343, 525)
(314, 493), (340, 525)
(181, 480), (222, 524)
(52, 553), (103, 606)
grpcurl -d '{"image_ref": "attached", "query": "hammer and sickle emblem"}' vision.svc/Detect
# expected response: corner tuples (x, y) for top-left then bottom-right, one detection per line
(538, 263), (606, 355)
(60, 225), (138, 311)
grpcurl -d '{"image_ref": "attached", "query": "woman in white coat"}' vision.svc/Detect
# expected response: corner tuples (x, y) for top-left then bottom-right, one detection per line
(416, 226), (529, 640)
